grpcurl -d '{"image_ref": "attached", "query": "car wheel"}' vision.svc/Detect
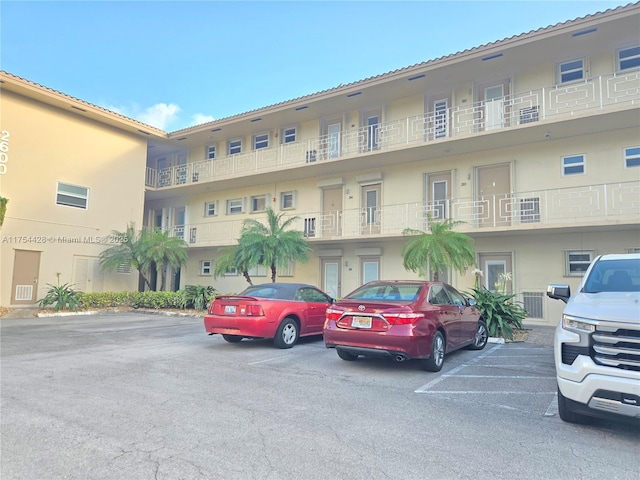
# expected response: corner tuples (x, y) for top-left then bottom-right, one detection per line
(273, 317), (299, 349)
(336, 348), (358, 361)
(421, 331), (445, 372)
(222, 334), (243, 343)
(557, 387), (592, 424)
(467, 319), (488, 350)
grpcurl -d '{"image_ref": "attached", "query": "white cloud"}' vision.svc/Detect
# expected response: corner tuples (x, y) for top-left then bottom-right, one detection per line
(137, 103), (181, 130)
(191, 113), (215, 126)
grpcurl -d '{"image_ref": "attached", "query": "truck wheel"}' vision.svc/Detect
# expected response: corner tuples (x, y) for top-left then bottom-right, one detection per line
(557, 387), (591, 424)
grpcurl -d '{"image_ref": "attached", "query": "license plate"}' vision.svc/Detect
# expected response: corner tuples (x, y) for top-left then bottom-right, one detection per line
(352, 316), (372, 329)
(224, 305), (236, 314)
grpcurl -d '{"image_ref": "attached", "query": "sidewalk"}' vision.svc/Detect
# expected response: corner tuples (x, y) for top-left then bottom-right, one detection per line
(523, 323), (556, 347)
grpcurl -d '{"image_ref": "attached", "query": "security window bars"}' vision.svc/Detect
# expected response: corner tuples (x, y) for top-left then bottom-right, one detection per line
(522, 292), (543, 318)
(618, 45), (640, 71)
(562, 154), (585, 176)
(56, 182), (89, 209)
(625, 146), (640, 168)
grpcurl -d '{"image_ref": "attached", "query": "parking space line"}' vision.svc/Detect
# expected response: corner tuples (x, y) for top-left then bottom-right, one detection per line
(444, 375), (555, 379)
(248, 355), (292, 365)
(416, 391), (557, 395)
(414, 343), (503, 393)
(545, 393), (559, 416)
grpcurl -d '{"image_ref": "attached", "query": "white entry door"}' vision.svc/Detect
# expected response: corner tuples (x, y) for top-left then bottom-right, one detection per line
(328, 123), (341, 159)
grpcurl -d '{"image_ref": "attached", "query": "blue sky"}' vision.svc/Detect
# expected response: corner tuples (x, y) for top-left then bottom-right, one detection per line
(1, 1), (631, 131)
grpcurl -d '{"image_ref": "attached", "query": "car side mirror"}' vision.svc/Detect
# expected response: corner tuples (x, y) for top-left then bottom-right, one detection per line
(547, 284), (571, 303)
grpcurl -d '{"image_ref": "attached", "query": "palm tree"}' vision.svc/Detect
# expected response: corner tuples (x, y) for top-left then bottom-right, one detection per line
(213, 245), (256, 285)
(239, 207), (311, 282)
(401, 216), (475, 281)
(99, 223), (154, 290)
(144, 228), (188, 291)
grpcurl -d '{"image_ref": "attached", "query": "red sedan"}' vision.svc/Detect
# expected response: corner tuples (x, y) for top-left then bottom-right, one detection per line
(204, 283), (333, 349)
(323, 280), (487, 371)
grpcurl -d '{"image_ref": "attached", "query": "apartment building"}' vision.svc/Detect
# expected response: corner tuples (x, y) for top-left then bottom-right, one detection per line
(0, 73), (164, 306)
(1, 4), (639, 325)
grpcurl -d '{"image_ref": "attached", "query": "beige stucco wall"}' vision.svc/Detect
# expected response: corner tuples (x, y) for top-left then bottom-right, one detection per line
(0, 91), (148, 306)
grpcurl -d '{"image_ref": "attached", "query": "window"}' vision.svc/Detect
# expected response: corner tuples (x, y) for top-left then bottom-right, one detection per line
(224, 267), (238, 276)
(618, 45), (640, 71)
(206, 145), (216, 160)
(204, 201), (217, 217)
(558, 59), (584, 84)
(201, 260), (212, 276)
(253, 133), (269, 150)
(226, 198), (244, 214)
(56, 182), (89, 209)
(625, 146), (640, 168)
(566, 250), (594, 276)
(279, 261), (295, 277)
(562, 154), (585, 176)
(248, 264), (268, 277)
(362, 258), (380, 284)
(228, 139), (242, 155)
(280, 191), (295, 210)
(251, 194), (268, 213)
(281, 127), (296, 144)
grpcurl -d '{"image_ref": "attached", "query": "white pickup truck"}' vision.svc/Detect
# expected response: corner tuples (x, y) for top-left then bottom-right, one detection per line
(547, 253), (640, 424)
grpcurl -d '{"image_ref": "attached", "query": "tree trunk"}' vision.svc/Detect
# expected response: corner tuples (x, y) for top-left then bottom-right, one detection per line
(270, 264), (277, 283)
(242, 270), (253, 285)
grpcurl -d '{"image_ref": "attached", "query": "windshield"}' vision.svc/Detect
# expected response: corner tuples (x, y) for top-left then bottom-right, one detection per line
(345, 283), (423, 301)
(583, 259), (640, 293)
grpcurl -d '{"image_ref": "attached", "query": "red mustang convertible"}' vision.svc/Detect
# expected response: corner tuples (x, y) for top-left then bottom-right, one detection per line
(204, 283), (334, 349)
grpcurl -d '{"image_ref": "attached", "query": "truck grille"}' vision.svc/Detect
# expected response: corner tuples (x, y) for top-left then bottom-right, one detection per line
(592, 327), (640, 372)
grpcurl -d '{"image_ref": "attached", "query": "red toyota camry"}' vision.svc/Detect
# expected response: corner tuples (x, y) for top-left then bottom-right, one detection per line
(204, 283), (334, 349)
(323, 280), (487, 371)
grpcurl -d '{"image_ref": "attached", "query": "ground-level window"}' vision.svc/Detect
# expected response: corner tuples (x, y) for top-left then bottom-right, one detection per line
(624, 146), (640, 168)
(201, 260), (212, 276)
(565, 250), (594, 276)
(56, 182), (89, 209)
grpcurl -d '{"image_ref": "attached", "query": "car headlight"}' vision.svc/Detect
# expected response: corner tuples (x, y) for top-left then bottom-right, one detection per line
(561, 314), (596, 333)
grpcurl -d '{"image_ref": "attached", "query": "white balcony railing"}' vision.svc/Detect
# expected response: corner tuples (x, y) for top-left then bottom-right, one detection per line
(146, 71), (640, 189)
(168, 181), (640, 247)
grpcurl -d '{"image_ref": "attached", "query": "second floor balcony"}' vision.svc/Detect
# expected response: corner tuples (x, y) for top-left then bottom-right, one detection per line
(145, 71), (640, 190)
(169, 180), (640, 247)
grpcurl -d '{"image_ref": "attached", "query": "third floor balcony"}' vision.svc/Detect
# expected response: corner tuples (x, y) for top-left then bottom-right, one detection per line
(145, 71), (640, 190)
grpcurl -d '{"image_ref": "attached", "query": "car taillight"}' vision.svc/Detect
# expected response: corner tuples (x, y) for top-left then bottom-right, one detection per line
(326, 307), (343, 322)
(383, 312), (424, 325)
(245, 304), (264, 316)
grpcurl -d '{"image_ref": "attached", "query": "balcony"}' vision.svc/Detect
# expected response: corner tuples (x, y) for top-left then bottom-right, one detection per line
(170, 180), (639, 247)
(145, 71), (640, 189)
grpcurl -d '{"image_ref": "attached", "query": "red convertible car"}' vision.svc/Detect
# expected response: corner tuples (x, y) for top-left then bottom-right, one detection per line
(204, 283), (333, 349)
(324, 280), (487, 371)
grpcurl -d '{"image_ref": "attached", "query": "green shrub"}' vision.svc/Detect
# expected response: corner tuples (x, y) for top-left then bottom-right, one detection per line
(467, 288), (528, 340)
(78, 291), (136, 308)
(130, 291), (184, 309)
(38, 283), (82, 311)
(180, 285), (216, 310)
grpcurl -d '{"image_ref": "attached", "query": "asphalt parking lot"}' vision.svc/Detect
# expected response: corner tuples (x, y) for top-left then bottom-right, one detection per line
(1, 312), (638, 480)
